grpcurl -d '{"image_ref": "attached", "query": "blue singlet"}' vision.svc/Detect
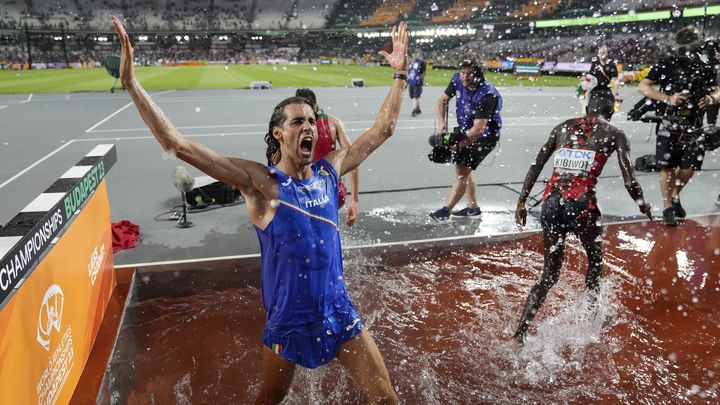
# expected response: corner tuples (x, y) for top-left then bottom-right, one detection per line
(255, 159), (363, 368)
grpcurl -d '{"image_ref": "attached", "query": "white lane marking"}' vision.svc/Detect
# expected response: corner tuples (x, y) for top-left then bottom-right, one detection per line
(0, 140), (75, 190)
(81, 116), (573, 134)
(85, 102), (134, 133)
(75, 120), (649, 141)
(19, 93), (33, 104)
(0, 108), (648, 191)
(88, 123), (267, 133)
(77, 132), (265, 142)
(84, 90), (174, 133)
(0, 105), (7, 110)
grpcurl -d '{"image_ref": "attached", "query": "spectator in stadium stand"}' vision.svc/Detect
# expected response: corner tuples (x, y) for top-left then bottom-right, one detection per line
(587, 44), (621, 101)
(408, 49), (427, 117)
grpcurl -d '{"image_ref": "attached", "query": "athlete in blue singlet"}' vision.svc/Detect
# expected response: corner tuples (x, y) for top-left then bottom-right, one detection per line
(257, 159), (363, 368)
(112, 16), (409, 405)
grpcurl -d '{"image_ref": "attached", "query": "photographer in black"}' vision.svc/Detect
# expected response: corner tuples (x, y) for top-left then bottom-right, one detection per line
(637, 26), (720, 226)
(429, 57), (503, 222)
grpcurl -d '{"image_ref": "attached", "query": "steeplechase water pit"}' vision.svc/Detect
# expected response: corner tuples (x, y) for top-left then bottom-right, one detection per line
(91, 215), (720, 403)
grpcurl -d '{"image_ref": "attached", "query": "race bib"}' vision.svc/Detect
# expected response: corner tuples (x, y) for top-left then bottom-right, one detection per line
(553, 147), (595, 175)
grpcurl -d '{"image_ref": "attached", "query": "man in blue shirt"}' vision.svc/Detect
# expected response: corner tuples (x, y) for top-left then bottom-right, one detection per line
(430, 58), (503, 221)
(113, 16), (408, 405)
(408, 49), (427, 117)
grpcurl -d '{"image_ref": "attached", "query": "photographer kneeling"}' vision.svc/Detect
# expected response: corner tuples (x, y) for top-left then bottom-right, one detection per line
(638, 26), (720, 226)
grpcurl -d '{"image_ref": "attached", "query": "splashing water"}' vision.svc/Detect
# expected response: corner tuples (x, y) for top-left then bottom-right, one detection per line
(100, 219), (720, 403)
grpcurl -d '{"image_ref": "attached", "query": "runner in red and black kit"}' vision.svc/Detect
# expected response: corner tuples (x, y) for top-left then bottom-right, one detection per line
(512, 90), (652, 344)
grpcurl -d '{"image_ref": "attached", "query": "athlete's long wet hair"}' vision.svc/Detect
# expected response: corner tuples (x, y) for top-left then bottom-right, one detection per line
(264, 96), (315, 166)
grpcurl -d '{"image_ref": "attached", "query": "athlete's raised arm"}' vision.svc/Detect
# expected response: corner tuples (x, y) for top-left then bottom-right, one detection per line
(111, 16), (273, 200)
(330, 22), (408, 177)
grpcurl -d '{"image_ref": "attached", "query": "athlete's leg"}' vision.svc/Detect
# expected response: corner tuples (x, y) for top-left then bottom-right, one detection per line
(336, 331), (398, 405)
(254, 346), (297, 405)
(445, 164), (473, 210)
(513, 198), (566, 342)
(575, 215), (604, 306)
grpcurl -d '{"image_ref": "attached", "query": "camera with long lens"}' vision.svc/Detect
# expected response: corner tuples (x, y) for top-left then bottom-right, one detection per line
(427, 127), (464, 163)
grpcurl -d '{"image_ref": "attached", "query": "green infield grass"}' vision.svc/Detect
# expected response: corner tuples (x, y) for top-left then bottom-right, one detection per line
(0, 64), (580, 94)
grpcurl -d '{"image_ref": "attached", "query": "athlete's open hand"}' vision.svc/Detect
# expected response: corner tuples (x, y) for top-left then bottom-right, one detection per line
(378, 22), (409, 74)
(346, 201), (359, 227)
(111, 16), (136, 87)
(515, 202), (527, 228)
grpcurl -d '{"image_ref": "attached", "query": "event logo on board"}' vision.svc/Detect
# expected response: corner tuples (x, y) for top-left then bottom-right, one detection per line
(36, 284), (65, 351)
(88, 243), (106, 286)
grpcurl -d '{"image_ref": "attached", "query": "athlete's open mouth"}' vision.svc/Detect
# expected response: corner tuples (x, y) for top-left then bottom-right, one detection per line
(300, 136), (313, 155)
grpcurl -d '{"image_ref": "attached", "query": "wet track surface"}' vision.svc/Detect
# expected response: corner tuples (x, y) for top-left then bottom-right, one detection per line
(1, 87), (719, 265)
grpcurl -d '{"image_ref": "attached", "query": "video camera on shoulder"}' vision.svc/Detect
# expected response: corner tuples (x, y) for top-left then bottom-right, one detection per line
(628, 53), (713, 131)
(427, 127), (464, 164)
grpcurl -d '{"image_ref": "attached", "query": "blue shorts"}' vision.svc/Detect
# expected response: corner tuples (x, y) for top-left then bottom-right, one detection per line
(262, 298), (364, 369)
